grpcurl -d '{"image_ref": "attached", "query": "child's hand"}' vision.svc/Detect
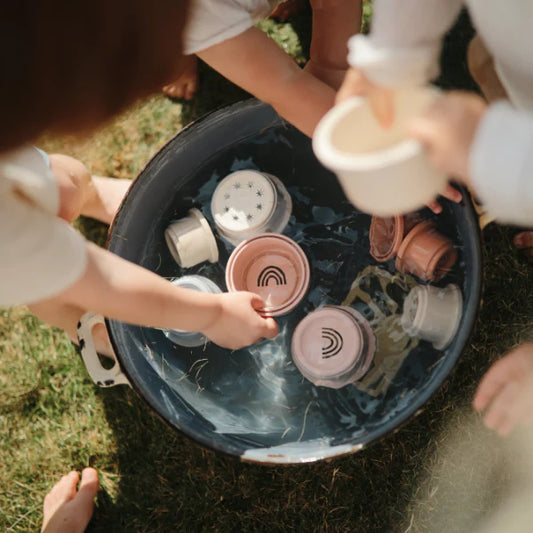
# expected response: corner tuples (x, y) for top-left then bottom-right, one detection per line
(202, 292), (278, 350)
(473, 343), (533, 436)
(336, 67), (395, 127)
(409, 91), (487, 187)
(335, 69), (463, 213)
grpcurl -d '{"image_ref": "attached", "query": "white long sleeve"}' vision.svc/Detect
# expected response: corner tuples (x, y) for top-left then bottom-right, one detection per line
(470, 101), (533, 227)
(348, 0), (463, 88)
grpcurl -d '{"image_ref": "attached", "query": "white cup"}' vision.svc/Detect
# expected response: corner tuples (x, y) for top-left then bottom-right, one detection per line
(165, 208), (219, 268)
(163, 275), (222, 347)
(211, 170), (292, 246)
(312, 87), (448, 216)
(401, 283), (463, 350)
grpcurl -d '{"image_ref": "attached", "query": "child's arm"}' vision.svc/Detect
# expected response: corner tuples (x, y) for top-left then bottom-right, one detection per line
(473, 343), (533, 436)
(51, 242), (278, 350)
(197, 27), (336, 137)
(347, 0), (463, 91)
(409, 92), (533, 227)
(304, 0), (362, 90)
(337, 0), (465, 122)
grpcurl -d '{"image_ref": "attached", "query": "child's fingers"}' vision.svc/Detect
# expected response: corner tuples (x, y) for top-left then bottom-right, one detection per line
(473, 357), (517, 412)
(262, 317), (279, 339)
(335, 67), (366, 104)
(369, 88), (395, 128)
(513, 231), (533, 249)
(440, 184), (463, 204)
(426, 199), (443, 214)
(483, 381), (520, 435)
(249, 294), (278, 337)
(250, 294), (267, 312)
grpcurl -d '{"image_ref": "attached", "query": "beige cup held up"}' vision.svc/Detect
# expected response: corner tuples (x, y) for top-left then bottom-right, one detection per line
(312, 87), (449, 216)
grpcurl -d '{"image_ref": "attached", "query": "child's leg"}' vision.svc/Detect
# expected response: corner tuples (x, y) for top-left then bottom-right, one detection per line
(28, 298), (114, 357)
(49, 154), (132, 225)
(162, 54), (199, 100)
(305, 0), (362, 89)
(42, 468), (99, 533)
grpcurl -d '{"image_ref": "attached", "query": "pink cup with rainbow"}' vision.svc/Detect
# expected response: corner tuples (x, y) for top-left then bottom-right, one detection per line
(291, 305), (376, 389)
(225, 234), (310, 317)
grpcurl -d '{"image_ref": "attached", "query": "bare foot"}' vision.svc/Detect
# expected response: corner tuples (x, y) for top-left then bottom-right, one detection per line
(514, 231), (533, 261)
(42, 468), (99, 533)
(81, 176), (132, 225)
(49, 154), (131, 225)
(269, 0), (307, 21)
(162, 55), (199, 100)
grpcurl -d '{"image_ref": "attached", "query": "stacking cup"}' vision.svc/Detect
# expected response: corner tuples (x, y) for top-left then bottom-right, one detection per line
(312, 87), (448, 216)
(163, 275), (222, 347)
(291, 305), (376, 388)
(225, 234), (309, 317)
(369, 213), (422, 262)
(165, 208), (218, 268)
(395, 221), (457, 282)
(211, 170), (292, 246)
(401, 283), (463, 350)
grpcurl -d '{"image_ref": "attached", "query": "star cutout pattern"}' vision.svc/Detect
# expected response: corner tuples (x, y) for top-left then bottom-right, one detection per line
(218, 176), (272, 227)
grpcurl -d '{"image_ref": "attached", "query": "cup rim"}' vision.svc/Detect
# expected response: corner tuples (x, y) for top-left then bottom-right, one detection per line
(225, 233), (310, 317)
(369, 215), (405, 262)
(312, 96), (424, 172)
(188, 208), (219, 263)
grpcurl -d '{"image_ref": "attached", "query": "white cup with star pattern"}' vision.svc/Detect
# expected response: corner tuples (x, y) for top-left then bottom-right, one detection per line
(210, 170), (292, 246)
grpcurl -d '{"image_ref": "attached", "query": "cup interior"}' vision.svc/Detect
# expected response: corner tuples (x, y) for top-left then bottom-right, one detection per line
(330, 89), (437, 156)
(226, 235), (309, 314)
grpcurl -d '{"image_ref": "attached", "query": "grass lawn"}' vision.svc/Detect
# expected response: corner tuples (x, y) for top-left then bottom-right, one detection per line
(1, 7), (533, 532)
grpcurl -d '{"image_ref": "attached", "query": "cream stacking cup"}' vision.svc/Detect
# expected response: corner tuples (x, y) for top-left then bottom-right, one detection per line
(225, 234), (309, 317)
(163, 275), (222, 347)
(291, 305), (376, 389)
(211, 170), (292, 246)
(312, 87), (449, 216)
(401, 283), (463, 350)
(165, 208), (219, 268)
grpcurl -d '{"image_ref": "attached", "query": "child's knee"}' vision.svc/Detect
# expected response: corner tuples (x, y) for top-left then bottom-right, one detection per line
(49, 154), (92, 222)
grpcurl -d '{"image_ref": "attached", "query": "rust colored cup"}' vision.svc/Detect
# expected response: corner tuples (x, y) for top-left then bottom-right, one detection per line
(225, 234), (310, 317)
(395, 221), (457, 282)
(369, 213), (422, 262)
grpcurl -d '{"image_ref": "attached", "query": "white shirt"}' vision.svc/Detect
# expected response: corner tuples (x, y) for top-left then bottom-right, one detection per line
(183, 0), (280, 54)
(0, 146), (87, 306)
(348, 0), (533, 226)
